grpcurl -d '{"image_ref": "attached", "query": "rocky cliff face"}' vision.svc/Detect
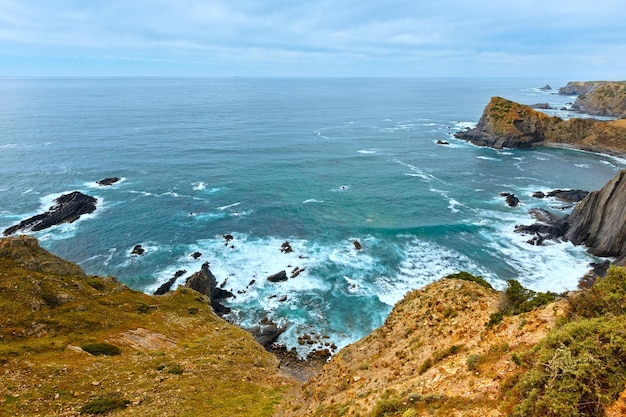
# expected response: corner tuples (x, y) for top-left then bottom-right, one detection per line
(564, 170), (626, 263)
(455, 96), (626, 154)
(560, 81), (626, 118)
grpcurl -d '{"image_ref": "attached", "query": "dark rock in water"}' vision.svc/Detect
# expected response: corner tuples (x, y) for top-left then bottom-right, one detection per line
(278, 295), (288, 302)
(131, 245), (145, 256)
(185, 261), (233, 315)
(546, 189), (589, 203)
(96, 177), (120, 186)
(280, 241), (293, 253)
(222, 234), (234, 246)
(353, 240), (362, 250)
(268, 270), (288, 283)
(539, 84), (552, 91)
(153, 270), (186, 295)
(249, 316), (288, 349)
(290, 266), (304, 278)
(190, 251), (202, 259)
(500, 192), (520, 207)
(530, 103), (552, 109)
(532, 191), (546, 199)
(436, 140), (450, 145)
(3, 191), (97, 236)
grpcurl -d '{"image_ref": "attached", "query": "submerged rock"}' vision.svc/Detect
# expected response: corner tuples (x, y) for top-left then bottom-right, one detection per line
(131, 245), (145, 256)
(3, 191), (97, 236)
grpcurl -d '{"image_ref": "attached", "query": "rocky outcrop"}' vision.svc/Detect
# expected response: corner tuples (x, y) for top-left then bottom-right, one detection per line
(249, 316), (288, 349)
(3, 191), (97, 236)
(455, 97), (626, 154)
(564, 170), (626, 263)
(560, 81), (626, 118)
(185, 262), (234, 315)
(97, 177), (121, 186)
(515, 170), (626, 264)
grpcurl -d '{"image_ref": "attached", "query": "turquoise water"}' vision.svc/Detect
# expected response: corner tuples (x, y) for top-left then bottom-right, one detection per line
(0, 77), (623, 354)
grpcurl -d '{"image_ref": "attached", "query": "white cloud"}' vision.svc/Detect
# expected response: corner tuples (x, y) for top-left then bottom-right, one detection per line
(1, 0), (625, 77)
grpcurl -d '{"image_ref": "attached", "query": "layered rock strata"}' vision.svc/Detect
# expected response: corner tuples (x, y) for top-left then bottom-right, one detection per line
(455, 96), (626, 154)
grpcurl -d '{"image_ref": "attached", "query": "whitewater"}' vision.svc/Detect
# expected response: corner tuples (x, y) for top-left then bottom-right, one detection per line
(0, 77), (623, 354)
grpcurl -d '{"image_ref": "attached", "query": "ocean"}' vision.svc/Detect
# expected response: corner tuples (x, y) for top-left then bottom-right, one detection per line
(1, 77), (623, 354)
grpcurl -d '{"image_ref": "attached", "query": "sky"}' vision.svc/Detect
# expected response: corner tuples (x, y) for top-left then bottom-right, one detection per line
(1, 0), (625, 78)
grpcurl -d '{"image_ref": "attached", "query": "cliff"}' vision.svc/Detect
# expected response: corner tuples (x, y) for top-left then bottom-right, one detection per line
(559, 81), (626, 118)
(564, 170), (626, 263)
(0, 235), (294, 417)
(455, 96), (626, 154)
(3, 236), (626, 416)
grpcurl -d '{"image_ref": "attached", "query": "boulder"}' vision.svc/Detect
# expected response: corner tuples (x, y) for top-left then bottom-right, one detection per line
(532, 191), (546, 199)
(268, 270), (288, 283)
(96, 177), (120, 186)
(249, 316), (288, 349)
(190, 251), (202, 259)
(3, 191), (97, 236)
(500, 192), (520, 207)
(353, 240), (363, 250)
(131, 245), (145, 256)
(280, 241), (293, 253)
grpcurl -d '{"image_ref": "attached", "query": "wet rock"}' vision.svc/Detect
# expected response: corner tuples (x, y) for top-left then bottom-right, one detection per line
(185, 261), (233, 315)
(223, 234), (234, 246)
(280, 241), (293, 253)
(290, 266), (304, 278)
(190, 251), (202, 259)
(436, 140), (450, 145)
(3, 191), (97, 236)
(249, 316), (288, 349)
(353, 240), (362, 250)
(532, 191), (546, 199)
(268, 270), (288, 283)
(530, 103), (552, 109)
(96, 177), (120, 186)
(500, 192), (520, 207)
(153, 270), (186, 295)
(131, 245), (145, 256)
(546, 189), (589, 203)
(539, 84), (552, 91)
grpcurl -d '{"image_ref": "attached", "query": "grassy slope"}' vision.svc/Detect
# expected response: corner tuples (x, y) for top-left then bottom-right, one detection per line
(0, 236), (296, 416)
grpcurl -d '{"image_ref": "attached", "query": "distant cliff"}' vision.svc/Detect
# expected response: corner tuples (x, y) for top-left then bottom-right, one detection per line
(455, 96), (626, 154)
(559, 81), (626, 118)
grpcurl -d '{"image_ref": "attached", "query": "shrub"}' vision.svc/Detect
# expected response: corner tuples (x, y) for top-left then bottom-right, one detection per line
(510, 316), (626, 417)
(467, 353), (481, 372)
(86, 278), (106, 291)
(445, 271), (493, 289)
(81, 343), (121, 356)
(569, 266), (626, 318)
(80, 395), (129, 414)
(487, 280), (557, 327)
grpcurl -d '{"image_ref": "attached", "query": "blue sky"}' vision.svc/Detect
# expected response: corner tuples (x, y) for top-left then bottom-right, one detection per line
(1, 0), (625, 78)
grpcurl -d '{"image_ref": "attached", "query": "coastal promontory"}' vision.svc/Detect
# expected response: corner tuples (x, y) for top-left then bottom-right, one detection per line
(559, 81), (626, 118)
(455, 96), (626, 154)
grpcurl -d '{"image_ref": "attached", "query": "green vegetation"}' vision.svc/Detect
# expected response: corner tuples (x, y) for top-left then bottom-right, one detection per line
(507, 266), (626, 416)
(444, 271), (493, 289)
(80, 395), (129, 414)
(487, 279), (557, 327)
(80, 343), (121, 356)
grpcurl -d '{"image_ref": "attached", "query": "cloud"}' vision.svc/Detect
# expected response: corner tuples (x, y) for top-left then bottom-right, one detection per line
(1, 0), (625, 77)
